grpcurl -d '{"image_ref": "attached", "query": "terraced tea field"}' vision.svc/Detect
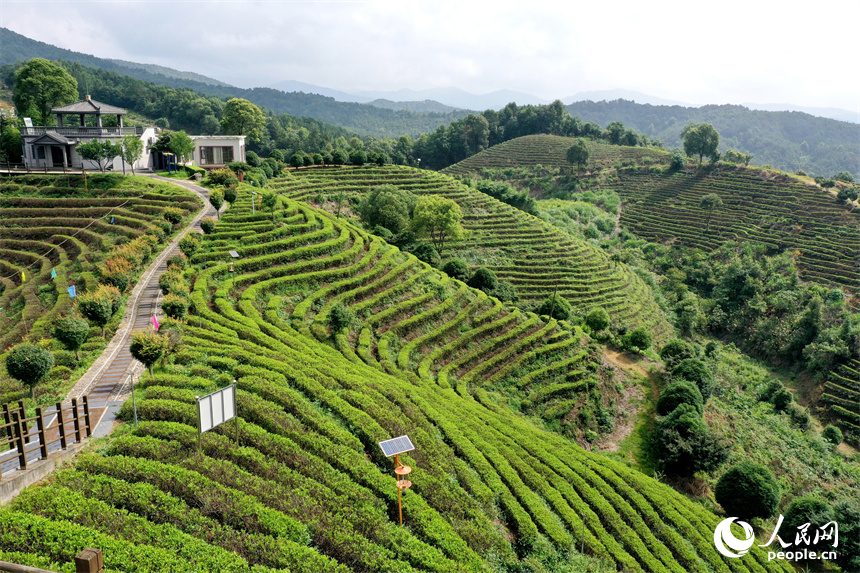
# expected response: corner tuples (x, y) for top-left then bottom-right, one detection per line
(0, 190), (794, 572)
(823, 359), (860, 434)
(606, 167), (860, 292)
(0, 174), (200, 396)
(441, 134), (670, 177)
(272, 165), (674, 344)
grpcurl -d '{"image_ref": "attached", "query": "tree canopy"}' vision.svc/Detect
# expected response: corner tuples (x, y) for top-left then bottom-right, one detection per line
(411, 195), (465, 255)
(13, 58), (78, 124)
(221, 97), (266, 141)
(6, 343), (54, 399)
(566, 139), (590, 171)
(681, 123), (720, 164)
(357, 184), (416, 235)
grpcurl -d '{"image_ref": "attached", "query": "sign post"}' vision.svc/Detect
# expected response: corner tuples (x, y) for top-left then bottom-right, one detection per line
(196, 384), (238, 451)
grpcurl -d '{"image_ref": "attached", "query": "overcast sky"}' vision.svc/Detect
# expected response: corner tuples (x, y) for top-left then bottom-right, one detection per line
(2, 0), (859, 112)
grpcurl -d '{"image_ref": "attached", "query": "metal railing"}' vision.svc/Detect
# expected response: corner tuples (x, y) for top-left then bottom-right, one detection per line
(0, 397), (92, 477)
(22, 126), (143, 137)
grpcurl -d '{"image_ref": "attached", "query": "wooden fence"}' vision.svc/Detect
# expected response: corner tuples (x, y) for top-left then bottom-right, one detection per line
(0, 397), (92, 477)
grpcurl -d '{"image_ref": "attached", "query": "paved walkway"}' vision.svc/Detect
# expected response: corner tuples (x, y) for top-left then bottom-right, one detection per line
(1, 174), (213, 477)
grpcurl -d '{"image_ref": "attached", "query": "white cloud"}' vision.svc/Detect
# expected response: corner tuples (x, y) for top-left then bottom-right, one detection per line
(1, 0), (858, 111)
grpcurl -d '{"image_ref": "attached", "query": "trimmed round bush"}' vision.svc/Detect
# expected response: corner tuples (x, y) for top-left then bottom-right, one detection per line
(412, 243), (441, 268)
(822, 425), (843, 445)
(660, 338), (696, 369)
(536, 295), (571, 321)
(715, 461), (780, 520)
(441, 258), (469, 282)
(54, 315), (90, 361)
(6, 343), (55, 398)
(584, 307), (610, 332)
(467, 267), (498, 293)
(200, 217), (217, 234)
(672, 358), (715, 402)
(656, 380), (704, 416)
(652, 403), (729, 475)
(783, 496), (834, 534)
(627, 327), (652, 351)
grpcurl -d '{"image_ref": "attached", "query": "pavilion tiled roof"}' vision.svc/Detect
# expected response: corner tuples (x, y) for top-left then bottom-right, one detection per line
(51, 98), (127, 115)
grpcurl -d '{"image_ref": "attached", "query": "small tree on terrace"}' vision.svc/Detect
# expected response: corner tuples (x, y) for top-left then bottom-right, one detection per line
(54, 315), (90, 361)
(357, 184), (416, 235)
(6, 343), (54, 399)
(262, 192), (278, 222)
(209, 189), (224, 219)
(77, 140), (121, 172)
(130, 330), (169, 376)
(411, 195), (464, 256)
(78, 287), (115, 338)
(699, 193), (723, 232)
(169, 130), (195, 165)
(681, 123), (720, 165)
(566, 139), (590, 172)
(120, 134), (144, 175)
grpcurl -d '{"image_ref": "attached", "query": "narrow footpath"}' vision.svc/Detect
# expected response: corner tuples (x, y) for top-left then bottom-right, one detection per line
(0, 174), (213, 479)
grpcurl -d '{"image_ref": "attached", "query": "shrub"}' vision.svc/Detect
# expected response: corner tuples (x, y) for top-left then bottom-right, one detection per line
(245, 150), (261, 167)
(656, 381), (703, 416)
(759, 380), (783, 402)
(535, 295), (571, 321)
(833, 499), (860, 572)
(441, 259), (469, 282)
(6, 343), (54, 398)
(669, 152), (685, 171)
(783, 496), (834, 535)
(467, 267), (498, 293)
(491, 281), (519, 303)
(786, 402), (809, 429)
(626, 327), (652, 351)
(178, 233), (201, 257)
(163, 208), (183, 225)
(203, 168), (237, 186)
(771, 387), (793, 412)
(162, 293), (190, 320)
(672, 358), (714, 402)
(411, 243), (441, 267)
(328, 303), (356, 334)
(652, 403), (729, 475)
(821, 425), (843, 445)
(223, 185), (237, 205)
(584, 307), (610, 332)
(200, 217), (217, 234)
(715, 461), (780, 520)
(659, 338), (696, 369)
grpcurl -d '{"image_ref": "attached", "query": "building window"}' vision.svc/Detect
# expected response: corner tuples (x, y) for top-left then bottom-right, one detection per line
(34, 146), (45, 159)
(200, 146), (234, 165)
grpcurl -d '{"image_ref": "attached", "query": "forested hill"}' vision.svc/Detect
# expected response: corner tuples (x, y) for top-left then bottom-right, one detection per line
(0, 27), (469, 137)
(566, 99), (860, 179)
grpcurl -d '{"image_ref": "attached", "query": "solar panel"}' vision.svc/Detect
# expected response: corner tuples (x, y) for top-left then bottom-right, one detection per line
(229, 251), (240, 258)
(379, 435), (415, 457)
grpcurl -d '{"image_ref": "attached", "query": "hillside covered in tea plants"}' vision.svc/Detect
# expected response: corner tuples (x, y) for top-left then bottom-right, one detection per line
(0, 186), (800, 573)
(0, 174), (200, 404)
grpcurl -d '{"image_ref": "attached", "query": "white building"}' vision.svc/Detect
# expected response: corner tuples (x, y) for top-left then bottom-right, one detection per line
(21, 96), (246, 172)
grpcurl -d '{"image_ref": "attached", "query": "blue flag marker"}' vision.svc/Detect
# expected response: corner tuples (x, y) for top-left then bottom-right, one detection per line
(51, 268), (57, 279)
(110, 216), (115, 224)
(68, 285), (77, 298)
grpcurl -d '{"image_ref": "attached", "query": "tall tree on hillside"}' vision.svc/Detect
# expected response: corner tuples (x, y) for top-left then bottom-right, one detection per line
(411, 195), (464, 255)
(77, 140), (121, 172)
(682, 123), (720, 164)
(13, 58), (78, 125)
(169, 130), (195, 165)
(566, 139), (590, 172)
(700, 193), (723, 231)
(120, 134), (144, 175)
(221, 98), (266, 142)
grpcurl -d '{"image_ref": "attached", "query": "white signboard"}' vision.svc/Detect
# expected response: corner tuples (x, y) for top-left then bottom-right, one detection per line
(197, 384), (236, 433)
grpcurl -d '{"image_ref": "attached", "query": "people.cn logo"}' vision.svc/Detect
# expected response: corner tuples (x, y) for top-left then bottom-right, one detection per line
(714, 517), (756, 558)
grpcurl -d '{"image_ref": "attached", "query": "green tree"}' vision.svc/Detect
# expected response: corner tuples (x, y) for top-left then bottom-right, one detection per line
(659, 338), (696, 369)
(821, 424), (843, 445)
(467, 267), (498, 293)
(357, 185), (416, 235)
(13, 58), (78, 125)
(672, 358), (714, 402)
(652, 403), (729, 475)
(783, 496), (834, 536)
(221, 98), (265, 141)
(0, 118), (23, 163)
(169, 130), (195, 165)
(120, 134), (144, 175)
(626, 327), (652, 351)
(208, 189), (224, 219)
(223, 185), (238, 206)
(411, 195), (465, 255)
(681, 123), (720, 164)
(77, 140), (121, 172)
(6, 343), (54, 399)
(78, 286), (115, 337)
(441, 259), (469, 282)
(130, 330), (168, 376)
(604, 121), (626, 145)
(54, 315), (90, 361)
(699, 193), (723, 232)
(715, 461), (780, 520)
(262, 192), (278, 222)
(566, 139), (590, 171)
